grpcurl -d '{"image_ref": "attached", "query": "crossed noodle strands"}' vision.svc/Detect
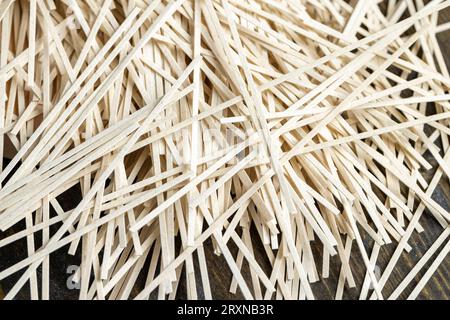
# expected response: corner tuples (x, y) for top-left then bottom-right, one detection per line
(0, 0), (449, 300)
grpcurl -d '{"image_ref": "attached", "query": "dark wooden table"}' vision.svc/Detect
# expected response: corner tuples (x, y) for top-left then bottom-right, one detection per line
(0, 5), (449, 301)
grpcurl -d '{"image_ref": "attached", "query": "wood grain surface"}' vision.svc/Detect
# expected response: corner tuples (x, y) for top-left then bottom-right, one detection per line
(0, 2), (449, 301)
